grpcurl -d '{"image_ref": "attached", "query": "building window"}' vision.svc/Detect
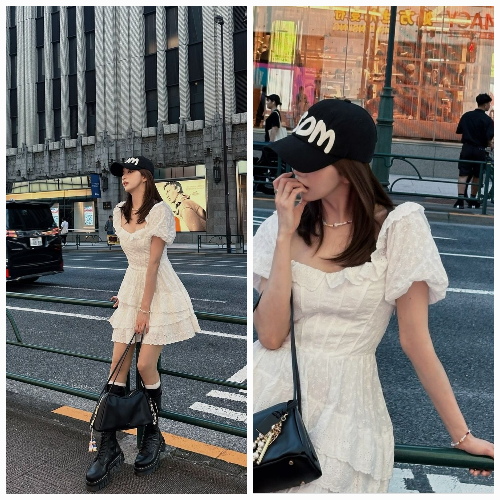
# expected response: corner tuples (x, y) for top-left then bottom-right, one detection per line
(166, 7), (179, 123)
(144, 8), (158, 127)
(51, 9), (60, 42)
(11, 55), (17, 89)
(54, 108), (61, 142)
(9, 10), (17, 148)
(39, 112), (46, 144)
(233, 7), (247, 114)
(166, 6), (178, 49)
(68, 9), (78, 139)
(36, 6), (44, 19)
(67, 7), (76, 38)
(52, 42), (61, 78)
(85, 7), (96, 136)
(188, 6), (204, 121)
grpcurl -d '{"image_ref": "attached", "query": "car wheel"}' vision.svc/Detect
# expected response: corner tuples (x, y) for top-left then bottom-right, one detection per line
(19, 277), (39, 283)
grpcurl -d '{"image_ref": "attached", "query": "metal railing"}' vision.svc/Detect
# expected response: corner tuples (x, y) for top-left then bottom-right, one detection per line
(253, 141), (494, 215)
(6, 292), (247, 439)
(197, 234), (246, 253)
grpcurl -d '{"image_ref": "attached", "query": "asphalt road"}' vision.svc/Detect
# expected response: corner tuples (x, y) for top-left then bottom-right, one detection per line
(6, 250), (247, 454)
(253, 207), (494, 493)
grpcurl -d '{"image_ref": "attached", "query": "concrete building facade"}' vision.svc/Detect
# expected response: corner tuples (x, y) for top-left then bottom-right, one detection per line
(6, 6), (247, 244)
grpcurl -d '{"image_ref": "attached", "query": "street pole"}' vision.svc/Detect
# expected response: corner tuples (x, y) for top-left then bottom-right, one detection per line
(215, 15), (232, 254)
(372, 6), (397, 189)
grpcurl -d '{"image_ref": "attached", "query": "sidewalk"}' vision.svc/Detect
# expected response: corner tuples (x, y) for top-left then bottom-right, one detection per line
(255, 174), (494, 226)
(6, 391), (246, 494)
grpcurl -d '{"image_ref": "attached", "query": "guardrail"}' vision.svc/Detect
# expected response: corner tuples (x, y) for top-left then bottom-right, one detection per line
(253, 141), (494, 214)
(197, 234), (246, 253)
(6, 292), (246, 440)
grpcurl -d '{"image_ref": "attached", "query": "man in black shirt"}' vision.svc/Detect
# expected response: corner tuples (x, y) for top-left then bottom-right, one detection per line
(454, 93), (494, 208)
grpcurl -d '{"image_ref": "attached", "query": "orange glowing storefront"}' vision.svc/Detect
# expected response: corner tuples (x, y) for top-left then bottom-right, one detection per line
(253, 6), (494, 142)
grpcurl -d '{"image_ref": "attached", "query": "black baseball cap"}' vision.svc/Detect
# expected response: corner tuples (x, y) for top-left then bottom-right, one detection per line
(476, 93), (492, 105)
(110, 156), (155, 177)
(266, 99), (377, 173)
(266, 94), (282, 106)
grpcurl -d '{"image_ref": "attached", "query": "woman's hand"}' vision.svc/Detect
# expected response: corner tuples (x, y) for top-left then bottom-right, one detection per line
(110, 296), (119, 308)
(273, 172), (308, 237)
(135, 310), (150, 335)
(456, 434), (494, 477)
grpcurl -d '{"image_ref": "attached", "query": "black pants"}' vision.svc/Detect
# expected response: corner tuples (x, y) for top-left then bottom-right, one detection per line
(458, 144), (487, 178)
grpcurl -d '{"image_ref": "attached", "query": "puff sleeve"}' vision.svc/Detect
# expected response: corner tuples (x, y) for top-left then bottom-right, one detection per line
(385, 204), (448, 305)
(148, 202), (176, 245)
(253, 211), (279, 291)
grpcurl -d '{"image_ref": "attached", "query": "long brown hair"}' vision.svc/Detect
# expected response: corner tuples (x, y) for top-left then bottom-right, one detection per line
(297, 159), (394, 267)
(121, 169), (163, 224)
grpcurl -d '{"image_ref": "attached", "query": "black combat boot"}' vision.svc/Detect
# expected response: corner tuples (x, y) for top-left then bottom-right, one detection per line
(453, 195), (465, 209)
(85, 385), (126, 492)
(134, 386), (166, 476)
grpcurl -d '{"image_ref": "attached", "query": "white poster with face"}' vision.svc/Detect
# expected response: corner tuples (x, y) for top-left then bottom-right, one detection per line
(156, 179), (207, 232)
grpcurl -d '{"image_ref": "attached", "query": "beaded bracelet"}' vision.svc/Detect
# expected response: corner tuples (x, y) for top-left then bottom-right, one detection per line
(451, 430), (471, 447)
(139, 308), (151, 314)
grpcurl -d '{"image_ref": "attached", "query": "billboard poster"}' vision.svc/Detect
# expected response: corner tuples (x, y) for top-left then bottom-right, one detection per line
(156, 179), (207, 232)
(51, 204), (59, 226)
(84, 204), (94, 226)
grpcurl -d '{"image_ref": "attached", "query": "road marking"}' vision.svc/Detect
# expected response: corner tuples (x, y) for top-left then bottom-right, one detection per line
(388, 468), (418, 493)
(189, 402), (247, 423)
(227, 366), (247, 383)
(199, 330), (246, 340)
(51, 406), (246, 467)
(64, 265), (246, 278)
(447, 288), (493, 295)
(6, 308), (245, 336)
(426, 473), (493, 493)
(433, 236), (457, 240)
(207, 390), (247, 403)
(439, 252), (493, 259)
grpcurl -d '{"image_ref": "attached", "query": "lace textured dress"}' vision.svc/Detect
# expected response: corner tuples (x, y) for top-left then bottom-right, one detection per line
(109, 201), (199, 345)
(253, 202), (449, 493)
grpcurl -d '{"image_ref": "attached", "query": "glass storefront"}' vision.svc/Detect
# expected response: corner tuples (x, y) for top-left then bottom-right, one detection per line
(253, 6), (494, 142)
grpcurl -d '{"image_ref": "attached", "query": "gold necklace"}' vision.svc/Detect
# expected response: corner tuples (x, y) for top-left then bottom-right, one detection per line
(323, 219), (352, 228)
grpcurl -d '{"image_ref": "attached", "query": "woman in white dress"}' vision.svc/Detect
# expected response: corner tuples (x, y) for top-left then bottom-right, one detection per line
(86, 156), (199, 491)
(253, 100), (493, 493)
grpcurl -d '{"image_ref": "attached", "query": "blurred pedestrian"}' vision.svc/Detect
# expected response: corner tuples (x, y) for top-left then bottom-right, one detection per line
(255, 86), (267, 127)
(264, 94), (283, 143)
(104, 215), (115, 235)
(60, 218), (69, 246)
(454, 93), (494, 209)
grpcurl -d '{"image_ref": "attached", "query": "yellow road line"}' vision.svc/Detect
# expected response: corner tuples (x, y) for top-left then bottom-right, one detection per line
(52, 405), (247, 468)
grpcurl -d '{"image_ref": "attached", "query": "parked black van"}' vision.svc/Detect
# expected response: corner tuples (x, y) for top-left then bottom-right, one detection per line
(6, 201), (64, 282)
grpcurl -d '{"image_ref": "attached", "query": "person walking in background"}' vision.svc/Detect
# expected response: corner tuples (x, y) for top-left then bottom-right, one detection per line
(293, 86), (309, 125)
(454, 93), (494, 209)
(255, 86), (267, 127)
(264, 94), (283, 143)
(104, 215), (115, 235)
(60, 218), (69, 246)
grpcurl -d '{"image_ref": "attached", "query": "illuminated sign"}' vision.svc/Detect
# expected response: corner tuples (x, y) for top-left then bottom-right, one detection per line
(270, 20), (296, 64)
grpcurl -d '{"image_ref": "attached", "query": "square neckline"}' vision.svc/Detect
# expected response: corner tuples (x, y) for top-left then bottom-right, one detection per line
(291, 207), (393, 275)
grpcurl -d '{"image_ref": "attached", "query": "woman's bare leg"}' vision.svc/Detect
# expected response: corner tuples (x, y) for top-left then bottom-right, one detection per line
(136, 344), (163, 386)
(108, 341), (135, 384)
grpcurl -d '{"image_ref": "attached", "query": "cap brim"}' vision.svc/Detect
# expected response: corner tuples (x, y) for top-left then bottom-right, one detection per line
(266, 135), (339, 173)
(110, 162), (126, 177)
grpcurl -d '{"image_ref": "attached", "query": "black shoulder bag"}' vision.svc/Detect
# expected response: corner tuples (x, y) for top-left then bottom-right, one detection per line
(253, 293), (322, 492)
(88, 332), (156, 452)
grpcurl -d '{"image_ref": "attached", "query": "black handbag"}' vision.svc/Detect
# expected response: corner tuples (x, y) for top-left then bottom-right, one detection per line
(253, 293), (322, 492)
(88, 332), (157, 452)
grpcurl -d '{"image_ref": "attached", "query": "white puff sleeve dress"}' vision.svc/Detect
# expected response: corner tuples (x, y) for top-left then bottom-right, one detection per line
(109, 201), (199, 345)
(253, 202), (449, 493)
